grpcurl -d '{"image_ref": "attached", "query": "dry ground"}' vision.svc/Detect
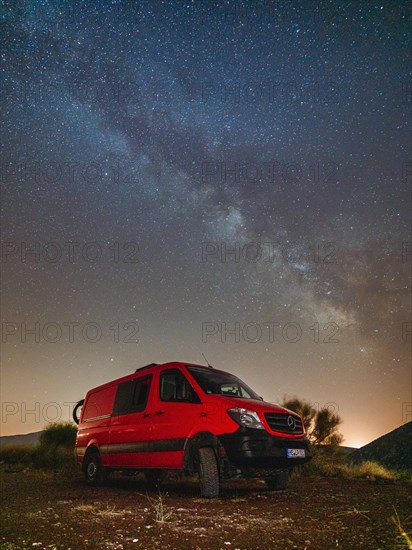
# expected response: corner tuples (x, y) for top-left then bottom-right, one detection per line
(1, 466), (411, 550)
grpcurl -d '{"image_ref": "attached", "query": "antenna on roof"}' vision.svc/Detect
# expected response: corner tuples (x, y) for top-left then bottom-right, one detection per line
(202, 353), (213, 368)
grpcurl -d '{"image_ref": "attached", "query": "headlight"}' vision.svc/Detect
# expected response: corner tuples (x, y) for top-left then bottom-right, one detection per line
(227, 408), (265, 430)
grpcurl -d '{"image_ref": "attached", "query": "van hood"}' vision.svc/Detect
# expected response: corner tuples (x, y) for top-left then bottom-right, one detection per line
(212, 395), (298, 416)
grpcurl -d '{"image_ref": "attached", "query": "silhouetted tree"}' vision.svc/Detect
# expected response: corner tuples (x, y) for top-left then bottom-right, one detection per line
(281, 396), (316, 434)
(282, 396), (343, 446)
(311, 407), (343, 445)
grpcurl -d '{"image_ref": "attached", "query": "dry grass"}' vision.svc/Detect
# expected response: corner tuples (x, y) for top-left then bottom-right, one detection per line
(391, 508), (412, 549)
(72, 503), (131, 518)
(320, 460), (398, 481)
(72, 504), (95, 512)
(0, 445), (34, 466)
(294, 449), (411, 483)
(95, 505), (127, 518)
(145, 491), (175, 523)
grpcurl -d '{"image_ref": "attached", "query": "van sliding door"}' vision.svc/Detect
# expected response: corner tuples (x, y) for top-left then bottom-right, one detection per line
(108, 374), (153, 468)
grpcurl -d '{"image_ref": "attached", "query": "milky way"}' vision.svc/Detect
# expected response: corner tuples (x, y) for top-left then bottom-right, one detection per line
(1, 1), (411, 446)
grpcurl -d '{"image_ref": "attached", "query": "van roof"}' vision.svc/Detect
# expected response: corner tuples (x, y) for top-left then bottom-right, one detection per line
(85, 361), (213, 395)
(134, 361), (213, 373)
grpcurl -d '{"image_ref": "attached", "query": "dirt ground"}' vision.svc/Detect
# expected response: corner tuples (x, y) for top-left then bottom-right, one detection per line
(1, 467), (411, 550)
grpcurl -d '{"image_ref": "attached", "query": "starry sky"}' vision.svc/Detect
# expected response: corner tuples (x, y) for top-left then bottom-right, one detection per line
(1, 0), (411, 447)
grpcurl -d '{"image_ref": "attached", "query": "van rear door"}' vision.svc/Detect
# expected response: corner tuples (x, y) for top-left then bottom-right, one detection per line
(76, 385), (116, 466)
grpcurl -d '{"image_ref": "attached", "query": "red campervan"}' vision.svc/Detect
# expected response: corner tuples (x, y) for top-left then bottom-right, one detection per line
(73, 362), (311, 497)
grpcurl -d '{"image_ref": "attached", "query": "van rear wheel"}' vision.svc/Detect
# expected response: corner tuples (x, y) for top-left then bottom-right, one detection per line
(198, 447), (219, 498)
(83, 452), (108, 486)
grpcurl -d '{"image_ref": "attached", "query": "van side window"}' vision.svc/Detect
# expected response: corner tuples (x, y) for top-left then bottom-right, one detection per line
(160, 369), (201, 404)
(113, 375), (152, 416)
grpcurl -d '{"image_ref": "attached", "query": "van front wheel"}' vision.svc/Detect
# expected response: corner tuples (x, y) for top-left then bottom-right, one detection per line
(83, 452), (108, 486)
(198, 447), (219, 498)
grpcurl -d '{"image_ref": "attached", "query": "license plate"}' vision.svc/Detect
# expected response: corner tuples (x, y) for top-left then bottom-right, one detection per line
(286, 448), (305, 458)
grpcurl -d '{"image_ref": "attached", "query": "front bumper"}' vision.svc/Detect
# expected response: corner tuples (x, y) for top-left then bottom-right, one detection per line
(219, 428), (312, 469)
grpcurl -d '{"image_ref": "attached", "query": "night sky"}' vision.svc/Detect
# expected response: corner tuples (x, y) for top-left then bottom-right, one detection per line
(1, 0), (411, 447)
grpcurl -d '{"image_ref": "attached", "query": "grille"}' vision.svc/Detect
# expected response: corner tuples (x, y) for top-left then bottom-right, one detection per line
(264, 412), (303, 434)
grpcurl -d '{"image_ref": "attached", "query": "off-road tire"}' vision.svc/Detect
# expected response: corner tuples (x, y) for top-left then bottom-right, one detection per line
(265, 471), (289, 491)
(198, 447), (219, 498)
(83, 452), (108, 486)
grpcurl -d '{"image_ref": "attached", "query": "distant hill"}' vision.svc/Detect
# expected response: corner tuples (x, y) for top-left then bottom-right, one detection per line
(312, 445), (358, 456)
(0, 431), (42, 447)
(339, 446), (358, 455)
(348, 421), (412, 471)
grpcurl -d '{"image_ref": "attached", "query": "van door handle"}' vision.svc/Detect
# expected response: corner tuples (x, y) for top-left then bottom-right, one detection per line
(200, 412), (207, 417)
(143, 413), (150, 417)
(155, 410), (165, 415)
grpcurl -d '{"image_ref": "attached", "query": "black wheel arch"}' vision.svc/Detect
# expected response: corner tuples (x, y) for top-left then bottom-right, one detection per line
(82, 444), (100, 472)
(183, 431), (223, 474)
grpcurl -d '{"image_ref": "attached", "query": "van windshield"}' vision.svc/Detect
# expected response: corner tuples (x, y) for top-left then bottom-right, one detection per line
(187, 366), (260, 399)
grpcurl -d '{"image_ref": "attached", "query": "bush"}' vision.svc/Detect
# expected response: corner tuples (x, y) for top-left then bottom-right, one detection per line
(32, 422), (77, 470)
(0, 445), (34, 466)
(38, 421), (77, 449)
(0, 423), (78, 471)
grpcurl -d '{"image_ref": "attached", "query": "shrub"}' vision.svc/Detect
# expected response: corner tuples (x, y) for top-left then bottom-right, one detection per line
(32, 422), (77, 471)
(38, 421), (77, 449)
(0, 445), (34, 466)
(0, 423), (77, 472)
